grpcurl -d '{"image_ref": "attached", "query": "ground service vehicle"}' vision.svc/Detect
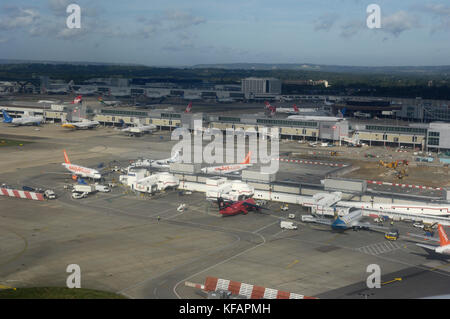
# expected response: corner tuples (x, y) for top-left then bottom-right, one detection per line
(385, 229), (400, 241)
(44, 190), (56, 199)
(72, 192), (88, 199)
(73, 185), (95, 193)
(95, 184), (110, 193)
(280, 221), (298, 230)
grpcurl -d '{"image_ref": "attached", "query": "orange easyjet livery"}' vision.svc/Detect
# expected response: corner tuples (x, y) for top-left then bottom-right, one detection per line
(201, 152), (252, 175)
(62, 150), (102, 180)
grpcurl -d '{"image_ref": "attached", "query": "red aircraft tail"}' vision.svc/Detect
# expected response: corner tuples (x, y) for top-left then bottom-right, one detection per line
(438, 224), (450, 246)
(240, 151), (252, 165)
(293, 104), (299, 112)
(72, 95), (82, 104)
(185, 102), (192, 113)
(63, 150), (71, 164)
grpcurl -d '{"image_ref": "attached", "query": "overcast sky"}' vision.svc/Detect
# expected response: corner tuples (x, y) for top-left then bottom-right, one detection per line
(0, 0), (449, 66)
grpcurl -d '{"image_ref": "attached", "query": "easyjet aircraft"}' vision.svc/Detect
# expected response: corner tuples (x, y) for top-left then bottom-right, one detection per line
(201, 152), (252, 175)
(62, 150), (102, 180)
(409, 224), (450, 256)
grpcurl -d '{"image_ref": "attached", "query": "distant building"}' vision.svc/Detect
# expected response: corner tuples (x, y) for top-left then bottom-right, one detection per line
(241, 77), (282, 99)
(284, 79), (329, 88)
(396, 103), (450, 122)
(427, 122), (450, 151)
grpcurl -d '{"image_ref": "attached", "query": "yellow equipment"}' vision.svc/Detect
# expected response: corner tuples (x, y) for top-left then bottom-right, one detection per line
(385, 230), (399, 241)
(379, 160), (399, 169)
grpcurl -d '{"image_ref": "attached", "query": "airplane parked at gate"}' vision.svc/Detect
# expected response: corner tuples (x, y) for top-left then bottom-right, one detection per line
(409, 224), (450, 256)
(307, 208), (389, 232)
(130, 151), (182, 169)
(98, 97), (121, 106)
(120, 119), (157, 136)
(62, 150), (102, 180)
(201, 152), (252, 175)
(2, 110), (43, 126)
(217, 197), (265, 216)
(62, 118), (100, 130)
(264, 102), (301, 115)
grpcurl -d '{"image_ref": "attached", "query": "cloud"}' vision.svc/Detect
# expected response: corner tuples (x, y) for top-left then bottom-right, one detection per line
(420, 4), (450, 33)
(48, 0), (71, 16)
(0, 7), (40, 30)
(138, 10), (206, 38)
(164, 10), (206, 31)
(381, 11), (420, 37)
(340, 19), (365, 38)
(314, 13), (339, 32)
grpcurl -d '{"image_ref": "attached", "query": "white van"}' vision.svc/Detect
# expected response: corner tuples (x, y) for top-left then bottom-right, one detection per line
(301, 215), (316, 223)
(95, 184), (111, 193)
(280, 221), (298, 230)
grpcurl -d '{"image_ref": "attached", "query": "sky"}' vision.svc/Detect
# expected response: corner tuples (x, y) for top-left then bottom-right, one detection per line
(0, 0), (449, 67)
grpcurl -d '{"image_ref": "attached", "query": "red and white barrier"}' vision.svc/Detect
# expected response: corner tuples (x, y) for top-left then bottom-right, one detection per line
(0, 188), (45, 201)
(277, 158), (346, 167)
(187, 276), (316, 299)
(366, 180), (443, 191)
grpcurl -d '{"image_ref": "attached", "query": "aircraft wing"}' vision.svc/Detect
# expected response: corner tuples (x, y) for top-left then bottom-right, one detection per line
(311, 218), (334, 226)
(241, 202), (268, 210)
(407, 232), (439, 242)
(416, 243), (438, 251)
(356, 222), (390, 231)
(223, 170), (242, 175)
(72, 122), (88, 128)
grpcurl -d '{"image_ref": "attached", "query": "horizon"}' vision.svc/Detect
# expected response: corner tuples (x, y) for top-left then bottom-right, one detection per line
(1, 58), (450, 69)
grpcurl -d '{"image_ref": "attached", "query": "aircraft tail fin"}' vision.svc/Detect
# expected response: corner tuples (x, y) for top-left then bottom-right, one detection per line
(240, 151), (252, 165)
(171, 150), (181, 162)
(72, 95), (82, 104)
(185, 102), (192, 113)
(63, 150), (71, 164)
(293, 104), (299, 112)
(2, 110), (12, 123)
(438, 224), (450, 246)
(217, 197), (225, 209)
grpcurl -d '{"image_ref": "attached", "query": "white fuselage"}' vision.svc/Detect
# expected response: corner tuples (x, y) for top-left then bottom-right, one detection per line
(201, 164), (252, 175)
(435, 245), (450, 255)
(62, 163), (101, 179)
(121, 124), (156, 134)
(10, 116), (43, 125)
(333, 210), (364, 229)
(337, 201), (450, 217)
(287, 115), (344, 121)
(63, 120), (100, 129)
(275, 107), (298, 114)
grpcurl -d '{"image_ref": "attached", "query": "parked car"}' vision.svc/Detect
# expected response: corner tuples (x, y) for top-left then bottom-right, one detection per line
(72, 192), (88, 199)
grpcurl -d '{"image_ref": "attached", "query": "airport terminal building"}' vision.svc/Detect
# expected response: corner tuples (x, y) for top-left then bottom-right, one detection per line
(2, 101), (449, 152)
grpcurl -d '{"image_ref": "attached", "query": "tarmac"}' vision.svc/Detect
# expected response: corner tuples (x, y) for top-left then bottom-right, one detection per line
(0, 124), (449, 299)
